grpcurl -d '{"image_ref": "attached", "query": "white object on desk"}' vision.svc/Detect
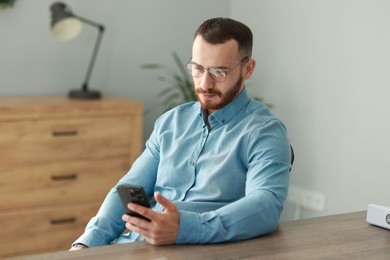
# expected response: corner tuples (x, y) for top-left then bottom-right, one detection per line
(366, 204), (390, 230)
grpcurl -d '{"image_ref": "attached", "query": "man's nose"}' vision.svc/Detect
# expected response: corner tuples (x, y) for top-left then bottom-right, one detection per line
(199, 71), (215, 90)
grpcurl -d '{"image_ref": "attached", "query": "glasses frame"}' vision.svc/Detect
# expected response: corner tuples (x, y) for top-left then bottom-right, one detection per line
(186, 56), (249, 83)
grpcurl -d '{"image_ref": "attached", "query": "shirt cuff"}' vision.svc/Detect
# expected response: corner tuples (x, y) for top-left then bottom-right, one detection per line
(71, 242), (88, 249)
(176, 210), (202, 244)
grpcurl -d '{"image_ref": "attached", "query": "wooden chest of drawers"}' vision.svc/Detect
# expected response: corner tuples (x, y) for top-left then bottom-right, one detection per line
(0, 96), (143, 257)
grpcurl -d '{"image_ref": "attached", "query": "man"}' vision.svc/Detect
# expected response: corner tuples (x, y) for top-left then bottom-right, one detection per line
(71, 17), (292, 250)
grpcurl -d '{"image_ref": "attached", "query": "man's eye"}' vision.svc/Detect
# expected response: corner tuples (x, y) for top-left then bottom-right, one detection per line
(193, 65), (203, 72)
(210, 68), (226, 76)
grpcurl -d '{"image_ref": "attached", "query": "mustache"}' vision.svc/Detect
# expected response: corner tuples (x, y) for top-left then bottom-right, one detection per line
(196, 88), (221, 96)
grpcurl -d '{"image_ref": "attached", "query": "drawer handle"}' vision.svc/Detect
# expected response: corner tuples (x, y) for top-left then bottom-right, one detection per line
(52, 130), (78, 137)
(51, 174), (77, 181)
(50, 217), (76, 225)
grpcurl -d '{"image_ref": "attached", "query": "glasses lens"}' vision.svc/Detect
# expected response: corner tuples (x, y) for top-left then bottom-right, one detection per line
(186, 62), (229, 82)
(187, 63), (203, 77)
(209, 68), (226, 83)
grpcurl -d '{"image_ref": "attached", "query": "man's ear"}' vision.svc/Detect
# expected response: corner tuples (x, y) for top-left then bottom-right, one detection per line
(243, 59), (256, 79)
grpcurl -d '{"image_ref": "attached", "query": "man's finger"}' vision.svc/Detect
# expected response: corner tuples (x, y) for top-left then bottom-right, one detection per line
(128, 202), (147, 215)
(154, 192), (176, 212)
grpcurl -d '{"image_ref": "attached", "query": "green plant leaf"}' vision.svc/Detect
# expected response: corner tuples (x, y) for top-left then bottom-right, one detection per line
(141, 52), (197, 113)
(141, 64), (165, 70)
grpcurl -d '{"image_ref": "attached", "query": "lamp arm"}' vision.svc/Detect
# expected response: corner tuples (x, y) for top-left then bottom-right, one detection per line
(76, 15), (105, 91)
(77, 16), (105, 31)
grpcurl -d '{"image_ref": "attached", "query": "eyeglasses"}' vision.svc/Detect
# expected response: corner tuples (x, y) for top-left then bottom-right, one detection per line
(186, 56), (249, 83)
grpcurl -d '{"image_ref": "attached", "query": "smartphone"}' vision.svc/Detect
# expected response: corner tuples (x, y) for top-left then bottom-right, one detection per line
(116, 184), (151, 221)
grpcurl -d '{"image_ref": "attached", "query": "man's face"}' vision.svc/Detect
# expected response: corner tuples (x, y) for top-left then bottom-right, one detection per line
(191, 36), (247, 113)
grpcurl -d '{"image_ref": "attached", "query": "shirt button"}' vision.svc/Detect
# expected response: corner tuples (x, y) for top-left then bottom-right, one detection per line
(221, 119), (226, 124)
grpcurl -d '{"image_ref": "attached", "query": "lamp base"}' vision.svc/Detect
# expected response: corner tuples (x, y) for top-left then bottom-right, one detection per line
(68, 89), (101, 99)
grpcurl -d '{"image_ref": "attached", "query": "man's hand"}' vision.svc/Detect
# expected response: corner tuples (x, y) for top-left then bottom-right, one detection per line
(122, 192), (180, 245)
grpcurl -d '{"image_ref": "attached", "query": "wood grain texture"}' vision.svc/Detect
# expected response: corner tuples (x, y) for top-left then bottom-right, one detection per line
(9, 211), (390, 260)
(0, 96), (143, 258)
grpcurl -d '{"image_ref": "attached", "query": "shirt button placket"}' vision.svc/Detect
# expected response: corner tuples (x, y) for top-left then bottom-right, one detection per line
(191, 128), (209, 169)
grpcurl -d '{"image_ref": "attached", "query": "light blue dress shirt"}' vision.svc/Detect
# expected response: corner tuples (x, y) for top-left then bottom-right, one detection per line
(74, 87), (291, 247)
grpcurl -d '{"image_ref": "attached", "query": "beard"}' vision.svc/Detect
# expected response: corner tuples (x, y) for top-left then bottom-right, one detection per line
(195, 75), (244, 111)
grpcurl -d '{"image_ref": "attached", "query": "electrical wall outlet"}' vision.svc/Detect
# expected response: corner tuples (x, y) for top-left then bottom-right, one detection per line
(287, 185), (326, 212)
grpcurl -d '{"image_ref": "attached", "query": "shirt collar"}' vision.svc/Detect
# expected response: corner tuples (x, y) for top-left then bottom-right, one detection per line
(198, 87), (251, 127)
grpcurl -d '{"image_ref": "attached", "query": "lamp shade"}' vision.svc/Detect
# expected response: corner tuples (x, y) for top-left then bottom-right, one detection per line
(50, 2), (82, 41)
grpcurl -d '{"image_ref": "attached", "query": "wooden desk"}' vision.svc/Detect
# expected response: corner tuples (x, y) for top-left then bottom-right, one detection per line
(7, 211), (390, 259)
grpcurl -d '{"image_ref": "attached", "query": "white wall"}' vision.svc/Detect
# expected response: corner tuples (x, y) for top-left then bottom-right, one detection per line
(232, 0), (390, 219)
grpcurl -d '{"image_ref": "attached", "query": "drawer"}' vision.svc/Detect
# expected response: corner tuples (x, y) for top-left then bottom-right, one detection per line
(0, 157), (129, 210)
(0, 116), (133, 164)
(0, 203), (100, 257)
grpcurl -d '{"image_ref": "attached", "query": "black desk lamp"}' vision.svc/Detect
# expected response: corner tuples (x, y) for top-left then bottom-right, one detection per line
(50, 2), (105, 99)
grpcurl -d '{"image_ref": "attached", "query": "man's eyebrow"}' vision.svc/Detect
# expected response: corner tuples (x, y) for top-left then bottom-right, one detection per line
(190, 61), (202, 66)
(190, 61), (230, 70)
(214, 65), (230, 70)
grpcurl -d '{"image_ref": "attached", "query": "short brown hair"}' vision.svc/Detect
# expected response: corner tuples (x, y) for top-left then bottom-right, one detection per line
(194, 17), (253, 58)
